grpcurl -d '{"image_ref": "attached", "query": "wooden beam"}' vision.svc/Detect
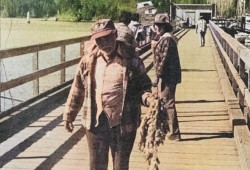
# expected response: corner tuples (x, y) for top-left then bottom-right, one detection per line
(0, 58), (80, 92)
(0, 36), (90, 60)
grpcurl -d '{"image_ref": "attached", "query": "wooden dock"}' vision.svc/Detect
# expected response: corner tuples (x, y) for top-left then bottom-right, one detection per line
(0, 29), (242, 170)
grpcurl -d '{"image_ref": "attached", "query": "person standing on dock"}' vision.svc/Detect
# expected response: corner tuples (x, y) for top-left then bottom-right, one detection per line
(152, 13), (182, 141)
(63, 19), (153, 170)
(196, 16), (207, 47)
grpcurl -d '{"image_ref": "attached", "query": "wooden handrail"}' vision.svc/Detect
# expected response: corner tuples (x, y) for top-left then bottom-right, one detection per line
(0, 36), (91, 60)
(0, 58), (80, 92)
(209, 20), (250, 118)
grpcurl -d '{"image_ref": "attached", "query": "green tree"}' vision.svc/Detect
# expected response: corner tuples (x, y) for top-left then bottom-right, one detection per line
(80, 0), (120, 20)
(152, 0), (169, 13)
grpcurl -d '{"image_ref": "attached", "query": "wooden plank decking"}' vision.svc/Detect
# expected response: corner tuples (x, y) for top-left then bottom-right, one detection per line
(0, 29), (242, 170)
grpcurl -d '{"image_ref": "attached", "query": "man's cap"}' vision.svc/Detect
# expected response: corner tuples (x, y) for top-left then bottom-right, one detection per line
(199, 16), (204, 19)
(91, 19), (117, 40)
(154, 13), (170, 24)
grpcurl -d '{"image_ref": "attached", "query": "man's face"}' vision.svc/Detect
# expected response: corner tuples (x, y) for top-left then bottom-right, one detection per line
(95, 33), (116, 56)
(154, 24), (165, 35)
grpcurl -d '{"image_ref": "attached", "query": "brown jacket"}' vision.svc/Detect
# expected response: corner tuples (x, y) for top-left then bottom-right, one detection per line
(63, 43), (152, 133)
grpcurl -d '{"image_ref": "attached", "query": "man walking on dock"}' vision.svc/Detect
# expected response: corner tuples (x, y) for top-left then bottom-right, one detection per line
(196, 16), (207, 47)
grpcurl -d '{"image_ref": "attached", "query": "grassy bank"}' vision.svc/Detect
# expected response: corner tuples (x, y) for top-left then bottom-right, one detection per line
(0, 18), (94, 49)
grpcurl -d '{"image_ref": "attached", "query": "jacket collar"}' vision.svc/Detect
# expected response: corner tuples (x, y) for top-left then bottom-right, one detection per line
(161, 32), (178, 44)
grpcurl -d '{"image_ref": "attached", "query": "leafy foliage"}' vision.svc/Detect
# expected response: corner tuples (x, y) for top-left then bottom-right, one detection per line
(0, 0), (241, 21)
(0, 0), (135, 21)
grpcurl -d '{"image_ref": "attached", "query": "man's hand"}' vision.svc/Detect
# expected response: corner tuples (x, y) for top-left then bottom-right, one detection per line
(152, 77), (159, 87)
(146, 95), (155, 107)
(152, 86), (158, 99)
(64, 120), (74, 133)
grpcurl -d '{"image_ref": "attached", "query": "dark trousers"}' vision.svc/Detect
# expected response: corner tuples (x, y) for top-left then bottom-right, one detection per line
(199, 31), (206, 46)
(85, 113), (136, 170)
(161, 82), (181, 138)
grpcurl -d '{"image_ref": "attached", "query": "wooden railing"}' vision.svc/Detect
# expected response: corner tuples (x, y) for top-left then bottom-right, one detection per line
(208, 21), (250, 170)
(209, 21), (250, 116)
(0, 36), (90, 115)
(0, 36), (90, 93)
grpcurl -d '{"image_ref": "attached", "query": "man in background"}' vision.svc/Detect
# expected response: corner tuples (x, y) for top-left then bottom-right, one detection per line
(152, 13), (182, 141)
(196, 16), (207, 47)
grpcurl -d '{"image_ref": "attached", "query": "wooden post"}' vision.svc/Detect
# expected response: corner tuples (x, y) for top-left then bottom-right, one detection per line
(248, 68), (250, 91)
(60, 46), (66, 84)
(238, 87), (245, 112)
(239, 58), (244, 76)
(233, 51), (238, 69)
(0, 60), (2, 112)
(80, 41), (85, 57)
(27, 11), (30, 24)
(33, 52), (39, 95)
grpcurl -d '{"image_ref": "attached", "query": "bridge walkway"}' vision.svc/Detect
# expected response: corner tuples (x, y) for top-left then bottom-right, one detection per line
(0, 29), (242, 169)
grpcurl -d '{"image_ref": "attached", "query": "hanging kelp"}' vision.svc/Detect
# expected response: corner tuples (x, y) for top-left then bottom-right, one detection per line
(138, 96), (167, 170)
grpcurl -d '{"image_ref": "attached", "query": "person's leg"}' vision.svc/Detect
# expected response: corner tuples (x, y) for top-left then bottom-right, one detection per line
(199, 32), (203, 47)
(203, 33), (206, 46)
(85, 113), (111, 170)
(161, 83), (181, 140)
(110, 126), (136, 170)
(201, 32), (205, 46)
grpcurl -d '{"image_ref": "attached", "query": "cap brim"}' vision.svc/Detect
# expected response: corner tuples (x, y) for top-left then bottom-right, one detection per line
(91, 29), (116, 40)
(154, 22), (172, 26)
(154, 21), (169, 24)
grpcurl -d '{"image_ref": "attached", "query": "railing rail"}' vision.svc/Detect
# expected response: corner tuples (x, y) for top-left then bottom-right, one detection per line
(209, 20), (250, 125)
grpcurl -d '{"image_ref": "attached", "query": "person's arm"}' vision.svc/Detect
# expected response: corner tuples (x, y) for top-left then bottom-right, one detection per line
(204, 20), (207, 33)
(130, 57), (152, 106)
(63, 60), (86, 132)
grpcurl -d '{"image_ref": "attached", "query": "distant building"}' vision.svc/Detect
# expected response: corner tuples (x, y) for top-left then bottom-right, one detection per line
(137, 1), (153, 9)
(136, 1), (157, 22)
(144, 7), (157, 16)
(172, 4), (215, 27)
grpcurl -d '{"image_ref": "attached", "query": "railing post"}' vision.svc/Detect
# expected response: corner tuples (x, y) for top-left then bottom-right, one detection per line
(0, 60), (2, 112)
(248, 69), (250, 92)
(80, 41), (84, 57)
(226, 43), (229, 58)
(33, 52), (39, 95)
(233, 51), (238, 69)
(239, 58), (247, 86)
(60, 46), (66, 83)
(222, 39), (226, 51)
